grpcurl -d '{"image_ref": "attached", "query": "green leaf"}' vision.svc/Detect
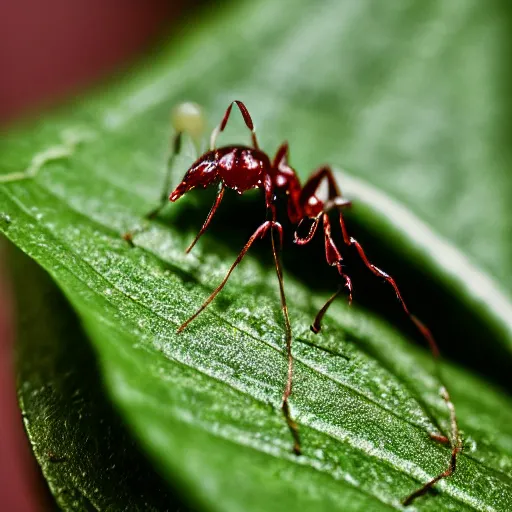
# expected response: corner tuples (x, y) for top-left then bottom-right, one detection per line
(10, 245), (194, 511)
(2, 0), (512, 511)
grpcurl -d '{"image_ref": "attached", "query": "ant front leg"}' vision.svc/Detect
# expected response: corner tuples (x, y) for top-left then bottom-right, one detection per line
(122, 102), (205, 244)
(184, 183), (226, 254)
(145, 131), (183, 221)
(177, 219), (283, 333)
(263, 178), (301, 455)
(210, 100), (260, 150)
(122, 132), (183, 244)
(147, 102), (207, 221)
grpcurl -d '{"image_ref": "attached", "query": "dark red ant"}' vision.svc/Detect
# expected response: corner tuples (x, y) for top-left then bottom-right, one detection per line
(137, 101), (461, 506)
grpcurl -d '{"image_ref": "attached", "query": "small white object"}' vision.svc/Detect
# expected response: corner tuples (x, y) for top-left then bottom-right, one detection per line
(171, 102), (205, 141)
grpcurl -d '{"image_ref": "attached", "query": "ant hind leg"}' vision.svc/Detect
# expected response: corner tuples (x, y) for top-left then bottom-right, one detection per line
(311, 272), (352, 334)
(335, 212), (462, 505)
(311, 213), (353, 334)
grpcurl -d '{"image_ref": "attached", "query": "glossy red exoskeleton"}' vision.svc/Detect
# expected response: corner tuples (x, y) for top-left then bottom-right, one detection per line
(143, 101), (461, 506)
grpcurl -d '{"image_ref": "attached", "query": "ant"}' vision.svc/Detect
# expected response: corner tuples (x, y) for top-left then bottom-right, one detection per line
(130, 101), (462, 506)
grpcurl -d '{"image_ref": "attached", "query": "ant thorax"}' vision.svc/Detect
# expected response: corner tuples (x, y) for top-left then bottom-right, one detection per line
(214, 146), (271, 193)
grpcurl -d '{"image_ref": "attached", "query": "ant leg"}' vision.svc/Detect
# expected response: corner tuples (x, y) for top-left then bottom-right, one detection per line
(149, 101), (207, 221)
(430, 433), (450, 444)
(123, 102), (206, 243)
(403, 387), (461, 505)
(122, 132), (183, 244)
(336, 212), (462, 505)
(337, 213), (441, 356)
(270, 223), (301, 455)
(262, 174), (299, 453)
(403, 449), (459, 506)
(178, 218), (300, 454)
(299, 166), (460, 502)
(185, 184), (225, 254)
(311, 271), (353, 334)
(177, 220), (281, 333)
(311, 213), (353, 333)
(300, 165), (342, 203)
(146, 131), (183, 220)
(311, 287), (342, 334)
(300, 165), (352, 216)
(273, 141), (289, 167)
(210, 100), (259, 150)
(294, 215), (321, 245)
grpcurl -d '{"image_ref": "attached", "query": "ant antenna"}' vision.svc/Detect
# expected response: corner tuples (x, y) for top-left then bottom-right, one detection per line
(210, 100), (260, 150)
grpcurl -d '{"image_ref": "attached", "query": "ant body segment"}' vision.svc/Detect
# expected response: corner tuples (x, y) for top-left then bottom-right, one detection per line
(138, 101), (461, 506)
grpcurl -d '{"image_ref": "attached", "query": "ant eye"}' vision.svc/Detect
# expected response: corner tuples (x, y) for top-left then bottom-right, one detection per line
(172, 102), (206, 141)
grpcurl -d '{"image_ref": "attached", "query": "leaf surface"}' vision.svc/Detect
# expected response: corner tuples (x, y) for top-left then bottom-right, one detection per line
(10, 246), (193, 511)
(2, 0), (512, 511)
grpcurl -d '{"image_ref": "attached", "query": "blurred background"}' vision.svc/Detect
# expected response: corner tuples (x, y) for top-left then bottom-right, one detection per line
(0, 2), (200, 510)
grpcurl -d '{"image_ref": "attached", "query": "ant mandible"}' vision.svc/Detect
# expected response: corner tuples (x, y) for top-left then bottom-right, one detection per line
(138, 100), (461, 506)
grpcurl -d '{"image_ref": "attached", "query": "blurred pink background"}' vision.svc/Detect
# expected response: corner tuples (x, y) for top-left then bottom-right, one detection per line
(0, 1), (183, 509)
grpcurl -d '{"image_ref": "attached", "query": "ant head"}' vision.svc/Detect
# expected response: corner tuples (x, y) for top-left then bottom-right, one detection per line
(169, 151), (219, 202)
(168, 102), (216, 202)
